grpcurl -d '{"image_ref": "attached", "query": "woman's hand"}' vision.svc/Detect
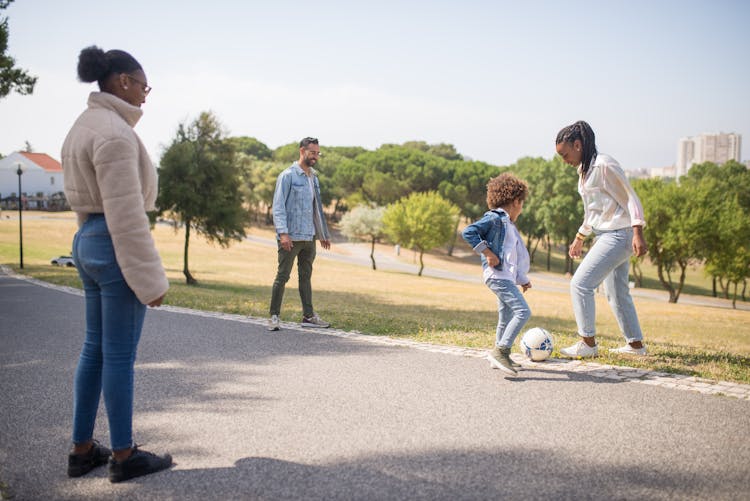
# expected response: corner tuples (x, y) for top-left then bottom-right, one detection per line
(569, 238), (584, 259)
(632, 226), (648, 257)
(148, 294), (166, 307)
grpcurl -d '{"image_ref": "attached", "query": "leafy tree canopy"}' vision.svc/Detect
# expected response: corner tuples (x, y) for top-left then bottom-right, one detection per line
(382, 191), (459, 276)
(158, 111), (247, 284)
(227, 136), (272, 160)
(0, 0), (37, 99)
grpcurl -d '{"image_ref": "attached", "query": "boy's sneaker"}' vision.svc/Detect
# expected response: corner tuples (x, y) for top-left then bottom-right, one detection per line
(67, 440), (111, 477)
(267, 315), (280, 331)
(301, 313), (330, 328)
(108, 445), (172, 483)
(560, 339), (599, 358)
(487, 347), (517, 376)
(609, 344), (647, 356)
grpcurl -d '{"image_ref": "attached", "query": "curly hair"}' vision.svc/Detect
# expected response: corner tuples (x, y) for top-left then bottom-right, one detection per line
(486, 172), (529, 209)
(77, 46), (142, 90)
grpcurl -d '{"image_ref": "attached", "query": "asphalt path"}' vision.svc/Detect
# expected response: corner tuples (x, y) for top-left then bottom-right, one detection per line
(1, 273), (749, 500)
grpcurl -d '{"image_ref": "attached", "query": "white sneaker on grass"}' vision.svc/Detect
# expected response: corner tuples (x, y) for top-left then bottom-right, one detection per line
(267, 315), (280, 331)
(560, 340), (598, 358)
(609, 344), (647, 356)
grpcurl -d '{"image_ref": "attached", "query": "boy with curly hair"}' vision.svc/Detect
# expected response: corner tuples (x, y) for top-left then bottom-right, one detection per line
(462, 173), (532, 376)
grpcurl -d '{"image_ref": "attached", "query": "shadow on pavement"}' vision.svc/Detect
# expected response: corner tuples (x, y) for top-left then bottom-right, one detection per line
(75, 448), (745, 501)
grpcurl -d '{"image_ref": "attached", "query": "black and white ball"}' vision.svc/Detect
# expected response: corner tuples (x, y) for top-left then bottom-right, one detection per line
(519, 327), (554, 361)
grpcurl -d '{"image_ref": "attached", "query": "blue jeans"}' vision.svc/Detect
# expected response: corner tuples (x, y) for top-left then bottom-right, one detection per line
(570, 227), (643, 343)
(71, 214), (146, 451)
(486, 279), (531, 349)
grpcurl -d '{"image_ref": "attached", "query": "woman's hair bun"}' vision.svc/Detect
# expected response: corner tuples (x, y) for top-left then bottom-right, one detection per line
(77, 46), (109, 83)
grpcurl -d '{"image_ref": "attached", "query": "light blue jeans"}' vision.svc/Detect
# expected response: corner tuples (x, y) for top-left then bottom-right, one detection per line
(71, 214), (146, 451)
(570, 227), (643, 343)
(486, 279), (531, 349)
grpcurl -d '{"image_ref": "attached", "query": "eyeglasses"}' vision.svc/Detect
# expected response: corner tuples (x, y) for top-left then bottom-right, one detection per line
(126, 74), (152, 94)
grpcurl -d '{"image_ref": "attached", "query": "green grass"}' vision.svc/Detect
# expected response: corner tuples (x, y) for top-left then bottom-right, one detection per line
(1, 213), (749, 384)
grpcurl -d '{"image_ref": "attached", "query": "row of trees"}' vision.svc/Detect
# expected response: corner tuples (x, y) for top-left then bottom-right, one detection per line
(633, 161), (750, 306)
(157, 111), (748, 307)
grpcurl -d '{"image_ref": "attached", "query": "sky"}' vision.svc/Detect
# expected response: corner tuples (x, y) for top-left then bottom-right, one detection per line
(1, 0), (749, 170)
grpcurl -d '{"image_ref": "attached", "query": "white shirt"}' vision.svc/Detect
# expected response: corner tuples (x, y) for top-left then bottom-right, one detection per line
(484, 215), (530, 285)
(577, 153), (646, 236)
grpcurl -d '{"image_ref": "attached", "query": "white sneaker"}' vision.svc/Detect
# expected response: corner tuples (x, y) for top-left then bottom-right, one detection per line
(267, 315), (280, 331)
(301, 313), (330, 328)
(609, 344), (647, 356)
(560, 340), (598, 358)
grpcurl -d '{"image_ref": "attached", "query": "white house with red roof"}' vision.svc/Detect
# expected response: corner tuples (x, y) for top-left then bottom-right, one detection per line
(0, 151), (64, 201)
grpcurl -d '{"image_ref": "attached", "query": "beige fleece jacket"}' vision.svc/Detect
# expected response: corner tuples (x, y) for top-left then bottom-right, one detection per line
(61, 92), (168, 305)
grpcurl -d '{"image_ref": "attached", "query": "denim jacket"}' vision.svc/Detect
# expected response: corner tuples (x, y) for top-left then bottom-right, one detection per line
(272, 163), (330, 241)
(462, 209), (507, 271)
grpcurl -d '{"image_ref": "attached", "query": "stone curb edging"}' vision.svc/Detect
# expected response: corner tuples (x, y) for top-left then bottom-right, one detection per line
(3, 265), (749, 402)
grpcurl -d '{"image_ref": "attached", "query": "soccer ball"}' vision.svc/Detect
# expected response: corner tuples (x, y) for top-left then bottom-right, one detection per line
(519, 327), (554, 361)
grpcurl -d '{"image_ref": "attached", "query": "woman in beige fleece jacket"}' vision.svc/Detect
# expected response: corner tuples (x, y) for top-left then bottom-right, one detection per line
(62, 46), (171, 483)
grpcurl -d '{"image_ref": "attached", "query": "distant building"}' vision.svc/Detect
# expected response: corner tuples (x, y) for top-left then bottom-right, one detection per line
(626, 168), (651, 180)
(676, 133), (742, 177)
(0, 151), (67, 210)
(649, 165), (676, 179)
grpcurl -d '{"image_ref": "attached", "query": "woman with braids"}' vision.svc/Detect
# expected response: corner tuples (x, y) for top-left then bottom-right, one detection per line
(62, 46), (172, 482)
(555, 120), (648, 358)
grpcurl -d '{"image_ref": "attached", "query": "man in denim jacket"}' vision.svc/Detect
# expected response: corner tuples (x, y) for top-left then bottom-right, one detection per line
(268, 137), (331, 331)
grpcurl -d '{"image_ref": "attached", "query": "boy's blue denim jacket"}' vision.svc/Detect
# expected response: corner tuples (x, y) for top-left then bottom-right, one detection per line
(272, 163), (330, 241)
(461, 209), (507, 271)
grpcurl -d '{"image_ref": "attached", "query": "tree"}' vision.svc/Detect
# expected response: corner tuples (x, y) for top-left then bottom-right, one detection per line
(336, 145), (449, 206)
(235, 154), (285, 224)
(683, 161), (750, 302)
(339, 205), (385, 270)
(158, 111), (247, 285)
(401, 140), (463, 161)
(705, 194), (750, 308)
(227, 136), (272, 160)
(1, 1), (37, 99)
(273, 142), (300, 163)
(510, 157), (554, 265)
(537, 157), (582, 274)
(633, 178), (693, 303)
(439, 159), (500, 255)
(382, 192), (459, 276)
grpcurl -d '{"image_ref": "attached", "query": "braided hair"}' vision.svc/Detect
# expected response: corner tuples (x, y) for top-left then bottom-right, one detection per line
(77, 46), (142, 91)
(556, 121), (598, 177)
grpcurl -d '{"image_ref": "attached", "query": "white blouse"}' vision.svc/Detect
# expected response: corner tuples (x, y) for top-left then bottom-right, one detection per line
(577, 153), (646, 236)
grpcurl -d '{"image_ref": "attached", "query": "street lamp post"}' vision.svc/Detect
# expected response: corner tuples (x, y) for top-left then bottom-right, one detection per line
(16, 162), (24, 269)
